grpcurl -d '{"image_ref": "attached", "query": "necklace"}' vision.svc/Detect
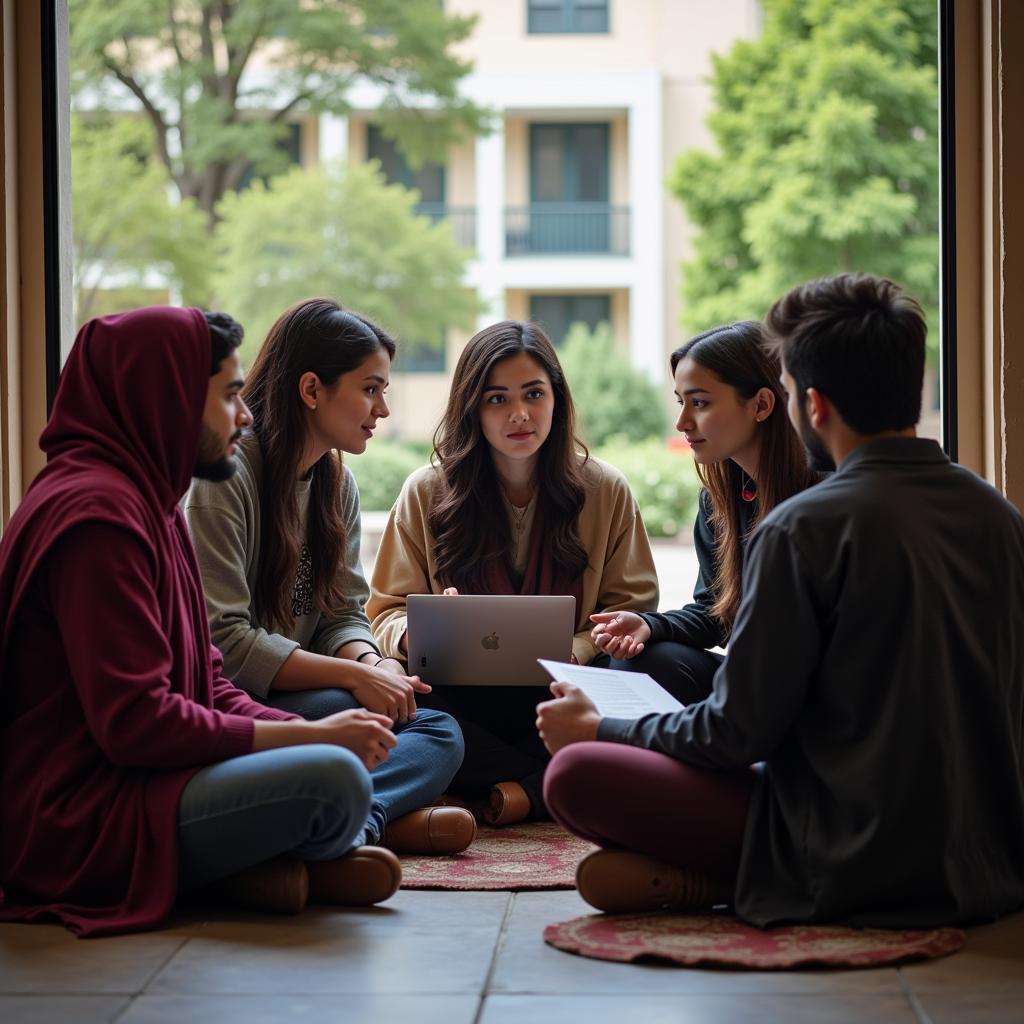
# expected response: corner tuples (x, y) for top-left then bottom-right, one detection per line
(509, 502), (530, 534)
(503, 487), (535, 535)
(741, 474), (757, 502)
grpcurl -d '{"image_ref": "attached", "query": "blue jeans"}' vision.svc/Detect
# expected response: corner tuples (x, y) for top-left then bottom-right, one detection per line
(176, 690), (464, 890)
(261, 688), (465, 846)
(177, 744), (372, 891)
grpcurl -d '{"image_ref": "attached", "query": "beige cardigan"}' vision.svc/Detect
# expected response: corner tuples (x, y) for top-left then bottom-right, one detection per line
(367, 456), (659, 664)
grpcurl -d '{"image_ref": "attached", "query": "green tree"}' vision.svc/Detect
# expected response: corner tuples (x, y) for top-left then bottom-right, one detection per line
(213, 160), (480, 357)
(71, 0), (488, 228)
(557, 322), (666, 447)
(670, 0), (939, 355)
(71, 114), (212, 324)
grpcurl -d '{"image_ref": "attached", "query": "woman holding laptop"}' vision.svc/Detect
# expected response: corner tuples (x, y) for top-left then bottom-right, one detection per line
(185, 298), (476, 858)
(367, 320), (658, 825)
(589, 321), (819, 703)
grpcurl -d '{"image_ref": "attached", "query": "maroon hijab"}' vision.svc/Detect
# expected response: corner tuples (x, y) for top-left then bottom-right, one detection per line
(0, 306), (210, 663)
(0, 307), (222, 935)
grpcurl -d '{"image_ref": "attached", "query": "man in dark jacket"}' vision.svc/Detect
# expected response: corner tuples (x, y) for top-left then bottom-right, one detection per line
(538, 273), (1024, 927)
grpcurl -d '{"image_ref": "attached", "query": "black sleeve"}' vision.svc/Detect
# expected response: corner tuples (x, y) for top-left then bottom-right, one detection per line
(638, 489), (726, 650)
(597, 522), (822, 770)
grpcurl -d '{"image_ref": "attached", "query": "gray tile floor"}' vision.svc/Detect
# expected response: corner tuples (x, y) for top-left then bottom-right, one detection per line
(2, 890), (1022, 1023)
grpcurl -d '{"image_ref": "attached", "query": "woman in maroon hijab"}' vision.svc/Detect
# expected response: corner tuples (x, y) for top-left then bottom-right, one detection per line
(0, 307), (403, 937)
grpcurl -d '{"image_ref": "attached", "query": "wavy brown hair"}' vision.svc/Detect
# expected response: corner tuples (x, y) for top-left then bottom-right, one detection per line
(242, 298), (395, 631)
(672, 321), (817, 636)
(429, 320), (589, 592)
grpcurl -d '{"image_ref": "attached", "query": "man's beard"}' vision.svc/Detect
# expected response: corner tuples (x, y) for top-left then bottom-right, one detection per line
(797, 402), (836, 473)
(192, 425), (240, 482)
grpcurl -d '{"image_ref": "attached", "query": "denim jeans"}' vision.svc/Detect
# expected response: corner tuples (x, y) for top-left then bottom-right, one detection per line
(260, 688), (465, 846)
(177, 744), (372, 891)
(176, 691), (464, 891)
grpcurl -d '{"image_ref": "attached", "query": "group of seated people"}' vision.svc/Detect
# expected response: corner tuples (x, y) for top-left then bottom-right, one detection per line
(0, 272), (1022, 938)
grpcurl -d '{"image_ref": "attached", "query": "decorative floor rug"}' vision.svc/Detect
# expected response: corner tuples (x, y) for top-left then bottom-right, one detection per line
(399, 822), (596, 891)
(544, 912), (965, 969)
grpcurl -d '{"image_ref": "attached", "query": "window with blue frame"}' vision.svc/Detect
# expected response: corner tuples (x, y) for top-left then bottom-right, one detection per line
(395, 331), (447, 373)
(528, 0), (609, 34)
(513, 123), (613, 254)
(530, 294), (611, 347)
(366, 124), (445, 205)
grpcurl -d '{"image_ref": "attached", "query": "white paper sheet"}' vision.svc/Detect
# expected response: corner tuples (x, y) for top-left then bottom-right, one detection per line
(537, 660), (684, 718)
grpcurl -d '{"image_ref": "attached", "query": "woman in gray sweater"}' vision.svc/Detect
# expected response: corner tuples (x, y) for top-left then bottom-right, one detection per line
(185, 298), (475, 857)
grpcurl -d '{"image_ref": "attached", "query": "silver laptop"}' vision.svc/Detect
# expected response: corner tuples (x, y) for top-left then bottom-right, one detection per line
(406, 594), (576, 686)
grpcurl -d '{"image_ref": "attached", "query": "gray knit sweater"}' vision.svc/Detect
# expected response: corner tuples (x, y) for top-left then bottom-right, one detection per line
(184, 438), (377, 697)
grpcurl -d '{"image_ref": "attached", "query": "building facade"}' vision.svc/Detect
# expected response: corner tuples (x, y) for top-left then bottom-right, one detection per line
(313, 0), (763, 439)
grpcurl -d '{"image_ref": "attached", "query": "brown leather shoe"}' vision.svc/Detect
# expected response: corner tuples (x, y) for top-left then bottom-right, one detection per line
(383, 806), (477, 854)
(217, 857), (309, 914)
(481, 781), (531, 826)
(575, 849), (728, 914)
(306, 845), (402, 906)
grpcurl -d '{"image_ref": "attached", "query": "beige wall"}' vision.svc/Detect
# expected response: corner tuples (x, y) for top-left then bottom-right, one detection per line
(450, 0), (759, 75)
(504, 117), (527, 204)
(447, 138), (476, 205)
(348, 118), (368, 163)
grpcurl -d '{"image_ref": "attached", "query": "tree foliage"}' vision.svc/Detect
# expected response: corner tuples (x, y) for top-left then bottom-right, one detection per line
(70, 0), (488, 227)
(71, 114), (212, 324)
(592, 437), (700, 539)
(670, 0), (939, 354)
(213, 160), (480, 358)
(557, 322), (667, 448)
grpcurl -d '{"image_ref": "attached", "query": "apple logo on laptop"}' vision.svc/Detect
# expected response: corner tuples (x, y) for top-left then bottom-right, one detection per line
(481, 632), (500, 651)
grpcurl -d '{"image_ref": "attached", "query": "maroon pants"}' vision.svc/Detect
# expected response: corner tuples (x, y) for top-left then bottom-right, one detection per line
(544, 741), (756, 881)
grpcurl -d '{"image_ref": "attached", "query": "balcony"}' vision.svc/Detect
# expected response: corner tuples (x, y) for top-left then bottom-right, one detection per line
(415, 202), (476, 249)
(504, 204), (630, 256)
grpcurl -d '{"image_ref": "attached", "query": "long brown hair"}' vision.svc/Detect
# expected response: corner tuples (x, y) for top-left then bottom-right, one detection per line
(672, 321), (816, 636)
(429, 320), (589, 592)
(242, 298), (395, 631)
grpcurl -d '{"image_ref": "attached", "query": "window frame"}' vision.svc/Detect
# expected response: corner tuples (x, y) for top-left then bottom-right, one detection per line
(527, 0), (610, 36)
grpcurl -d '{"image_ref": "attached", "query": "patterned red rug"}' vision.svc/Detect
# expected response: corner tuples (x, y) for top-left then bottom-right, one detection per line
(399, 822), (596, 891)
(544, 912), (965, 969)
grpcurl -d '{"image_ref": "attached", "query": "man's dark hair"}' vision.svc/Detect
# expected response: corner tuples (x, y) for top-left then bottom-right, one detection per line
(203, 311), (244, 375)
(763, 274), (926, 435)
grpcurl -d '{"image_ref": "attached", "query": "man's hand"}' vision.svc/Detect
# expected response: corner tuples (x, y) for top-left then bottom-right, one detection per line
(348, 662), (431, 723)
(315, 708), (397, 771)
(590, 611), (652, 659)
(535, 682), (602, 755)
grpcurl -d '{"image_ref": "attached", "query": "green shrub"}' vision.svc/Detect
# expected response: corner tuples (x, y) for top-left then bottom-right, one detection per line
(558, 322), (667, 447)
(593, 438), (701, 539)
(346, 440), (430, 512)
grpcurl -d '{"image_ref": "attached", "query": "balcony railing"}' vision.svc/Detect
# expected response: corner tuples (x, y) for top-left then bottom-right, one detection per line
(415, 203), (476, 249)
(505, 203), (630, 256)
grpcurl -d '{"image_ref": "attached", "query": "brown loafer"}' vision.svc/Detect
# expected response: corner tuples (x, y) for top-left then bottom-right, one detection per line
(217, 857), (309, 914)
(383, 806), (476, 854)
(575, 849), (728, 914)
(481, 781), (531, 826)
(306, 845), (402, 906)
